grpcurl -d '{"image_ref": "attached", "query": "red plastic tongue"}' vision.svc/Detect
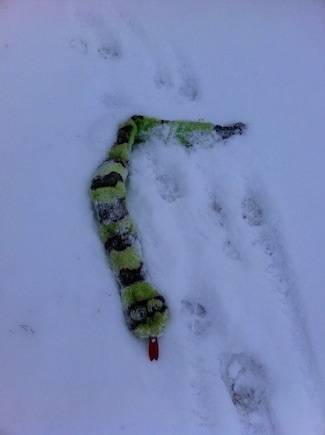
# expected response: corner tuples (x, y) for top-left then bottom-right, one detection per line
(149, 337), (159, 361)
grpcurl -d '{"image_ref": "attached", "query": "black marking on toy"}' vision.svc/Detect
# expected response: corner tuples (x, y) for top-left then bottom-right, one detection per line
(117, 125), (133, 144)
(91, 172), (124, 189)
(118, 265), (145, 287)
(105, 234), (133, 252)
(214, 122), (246, 140)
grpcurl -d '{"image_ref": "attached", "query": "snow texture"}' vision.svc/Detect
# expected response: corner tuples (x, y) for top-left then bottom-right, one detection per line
(1, 1), (325, 434)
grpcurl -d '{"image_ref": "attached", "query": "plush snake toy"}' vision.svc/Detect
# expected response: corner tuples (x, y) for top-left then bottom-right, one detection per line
(90, 115), (245, 360)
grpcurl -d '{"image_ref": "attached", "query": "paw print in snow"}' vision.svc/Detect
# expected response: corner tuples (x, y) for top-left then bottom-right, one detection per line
(69, 38), (88, 55)
(97, 42), (121, 60)
(181, 299), (210, 335)
(242, 196), (264, 227)
(156, 174), (181, 203)
(220, 352), (275, 433)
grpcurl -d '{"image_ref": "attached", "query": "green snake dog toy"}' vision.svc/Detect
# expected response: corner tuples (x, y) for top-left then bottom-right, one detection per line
(90, 115), (245, 360)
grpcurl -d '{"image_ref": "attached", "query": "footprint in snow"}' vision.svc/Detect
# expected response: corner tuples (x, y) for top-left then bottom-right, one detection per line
(69, 37), (88, 55)
(70, 36), (122, 60)
(71, 11), (122, 60)
(113, 5), (201, 101)
(97, 40), (122, 60)
(181, 299), (210, 336)
(154, 58), (201, 102)
(181, 298), (220, 428)
(153, 69), (174, 92)
(177, 60), (201, 101)
(220, 352), (276, 434)
(241, 189), (320, 401)
(210, 197), (240, 261)
(242, 196), (264, 227)
(156, 173), (182, 203)
(241, 191), (295, 292)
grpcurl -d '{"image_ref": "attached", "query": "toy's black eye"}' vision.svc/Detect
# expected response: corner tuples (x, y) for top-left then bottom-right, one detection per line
(130, 306), (147, 321)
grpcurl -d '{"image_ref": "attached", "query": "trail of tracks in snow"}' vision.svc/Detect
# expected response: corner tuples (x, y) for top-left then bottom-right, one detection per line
(130, 135), (323, 434)
(69, 2), (201, 114)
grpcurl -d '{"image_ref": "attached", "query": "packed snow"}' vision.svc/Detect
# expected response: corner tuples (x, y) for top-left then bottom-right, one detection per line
(1, 1), (325, 434)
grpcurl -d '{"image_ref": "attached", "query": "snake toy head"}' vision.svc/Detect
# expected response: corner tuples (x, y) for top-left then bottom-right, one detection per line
(122, 282), (169, 339)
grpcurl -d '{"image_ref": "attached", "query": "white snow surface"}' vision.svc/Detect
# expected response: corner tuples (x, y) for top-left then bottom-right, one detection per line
(1, 1), (325, 434)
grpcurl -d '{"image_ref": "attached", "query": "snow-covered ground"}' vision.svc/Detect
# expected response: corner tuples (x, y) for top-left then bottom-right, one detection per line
(1, 1), (325, 433)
